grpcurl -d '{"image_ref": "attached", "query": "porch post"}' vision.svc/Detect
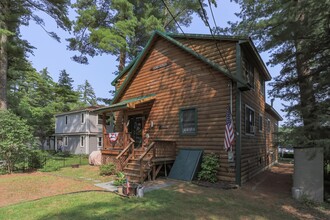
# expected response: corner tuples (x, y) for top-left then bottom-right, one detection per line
(102, 112), (107, 149)
(123, 110), (128, 147)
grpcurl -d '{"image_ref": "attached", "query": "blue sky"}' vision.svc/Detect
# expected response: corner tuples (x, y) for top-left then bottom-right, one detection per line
(20, 0), (284, 121)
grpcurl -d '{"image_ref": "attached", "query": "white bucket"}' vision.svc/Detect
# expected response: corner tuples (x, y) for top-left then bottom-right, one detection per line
(137, 185), (145, 198)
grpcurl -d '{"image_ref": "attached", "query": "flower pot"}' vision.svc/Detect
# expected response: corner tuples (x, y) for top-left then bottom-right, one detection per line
(117, 186), (123, 195)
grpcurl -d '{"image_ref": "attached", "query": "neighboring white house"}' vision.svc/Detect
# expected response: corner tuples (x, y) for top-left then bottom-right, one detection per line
(54, 106), (113, 154)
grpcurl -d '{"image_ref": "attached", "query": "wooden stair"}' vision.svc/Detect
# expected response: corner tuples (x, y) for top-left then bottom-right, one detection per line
(123, 148), (153, 183)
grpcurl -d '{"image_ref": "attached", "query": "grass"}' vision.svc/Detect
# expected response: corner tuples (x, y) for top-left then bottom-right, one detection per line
(0, 184), (297, 220)
(39, 154), (89, 172)
(51, 165), (115, 183)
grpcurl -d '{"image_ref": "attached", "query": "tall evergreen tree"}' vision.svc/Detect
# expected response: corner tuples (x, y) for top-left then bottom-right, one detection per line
(68, 0), (216, 71)
(77, 80), (98, 106)
(0, 0), (71, 110)
(220, 0), (329, 151)
(56, 69), (80, 111)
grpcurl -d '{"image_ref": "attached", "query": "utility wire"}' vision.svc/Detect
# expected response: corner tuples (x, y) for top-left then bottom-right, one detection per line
(198, 0), (232, 75)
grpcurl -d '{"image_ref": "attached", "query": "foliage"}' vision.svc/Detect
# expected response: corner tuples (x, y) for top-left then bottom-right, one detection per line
(68, 0), (217, 70)
(220, 0), (330, 153)
(0, 0), (71, 110)
(0, 110), (36, 173)
(113, 171), (126, 186)
(77, 80), (98, 106)
(198, 153), (220, 183)
(99, 163), (116, 176)
(55, 69), (81, 112)
(28, 150), (49, 169)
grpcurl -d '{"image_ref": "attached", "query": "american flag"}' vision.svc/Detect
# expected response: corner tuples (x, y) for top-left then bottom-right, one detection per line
(224, 107), (234, 151)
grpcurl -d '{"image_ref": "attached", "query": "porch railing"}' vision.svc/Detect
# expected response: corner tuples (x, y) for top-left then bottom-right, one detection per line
(115, 137), (135, 170)
(138, 140), (176, 182)
(103, 132), (129, 150)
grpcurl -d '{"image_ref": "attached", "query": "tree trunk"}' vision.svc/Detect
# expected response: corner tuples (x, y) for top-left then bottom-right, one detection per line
(0, 1), (8, 110)
(118, 48), (126, 72)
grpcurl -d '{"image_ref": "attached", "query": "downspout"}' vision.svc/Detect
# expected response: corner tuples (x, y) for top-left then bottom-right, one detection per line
(235, 43), (243, 186)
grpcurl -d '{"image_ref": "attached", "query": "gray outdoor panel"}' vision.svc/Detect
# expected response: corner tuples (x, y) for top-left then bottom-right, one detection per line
(168, 149), (203, 181)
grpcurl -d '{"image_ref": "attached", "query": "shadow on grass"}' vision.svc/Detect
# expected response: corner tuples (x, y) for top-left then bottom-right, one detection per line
(35, 188), (297, 220)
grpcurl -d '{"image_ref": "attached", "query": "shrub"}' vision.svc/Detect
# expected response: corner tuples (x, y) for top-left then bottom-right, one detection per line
(198, 153), (220, 183)
(99, 163), (116, 176)
(113, 172), (126, 186)
(0, 110), (36, 173)
(28, 150), (49, 169)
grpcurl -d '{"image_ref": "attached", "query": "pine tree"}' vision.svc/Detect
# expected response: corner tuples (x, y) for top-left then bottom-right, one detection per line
(56, 69), (79, 111)
(77, 80), (98, 106)
(220, 0), (330, 151)
(68, 0), (216, 71)
(0, 0), (71, 110)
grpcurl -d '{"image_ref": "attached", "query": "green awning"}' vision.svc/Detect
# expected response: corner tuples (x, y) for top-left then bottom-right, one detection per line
(92, 94), (156, 113)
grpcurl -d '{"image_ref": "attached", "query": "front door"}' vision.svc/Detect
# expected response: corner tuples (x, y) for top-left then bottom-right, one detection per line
(128, 115), (144, 147)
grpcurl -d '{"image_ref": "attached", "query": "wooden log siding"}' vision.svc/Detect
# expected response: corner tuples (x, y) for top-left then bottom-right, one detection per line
(174, 38), (238, 75)
(240, 61), (270, 183)
(116, 38), (237, 182)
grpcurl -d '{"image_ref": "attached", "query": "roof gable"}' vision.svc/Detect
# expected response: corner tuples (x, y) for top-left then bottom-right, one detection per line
(111, 31), (247, 104)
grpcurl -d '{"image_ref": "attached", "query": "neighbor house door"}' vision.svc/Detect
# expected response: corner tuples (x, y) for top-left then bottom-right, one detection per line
(128, 115), (144, 147)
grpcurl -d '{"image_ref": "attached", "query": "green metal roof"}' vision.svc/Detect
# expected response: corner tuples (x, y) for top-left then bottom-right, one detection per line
(92, 94), (156, 113)
(111, 57), (138, 86)
(111, 30), (248, 104)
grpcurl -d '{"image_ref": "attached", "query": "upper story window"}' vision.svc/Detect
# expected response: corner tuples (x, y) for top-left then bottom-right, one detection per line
(245, 105), (255, 135)
(258, 114), (263, 132)
(98, 137), (102, 147)
(65, 115), (68, 125)
(179, 108), (197, 135)
(260, 77), (265, 96)
(81, 113), (85, 124)
(243, 58), (255, 88)
(266, 118), (271, 133)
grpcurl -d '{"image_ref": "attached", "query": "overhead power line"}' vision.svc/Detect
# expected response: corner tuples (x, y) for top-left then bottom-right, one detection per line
(198, 0), (232, 75)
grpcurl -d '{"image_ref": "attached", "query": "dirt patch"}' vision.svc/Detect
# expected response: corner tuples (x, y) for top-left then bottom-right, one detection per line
(0, 172), (102, 207)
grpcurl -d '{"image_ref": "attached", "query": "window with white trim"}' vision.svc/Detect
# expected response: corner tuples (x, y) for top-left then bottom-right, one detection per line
(258, 114), (263, 132)
(260, 78), (265, 95)
(65, 115), (68, 125)
(64, 136), (68, 146)
(80, 136), (85, 147)
(245, 106), (255, 135)
(98, 137), (102, 148)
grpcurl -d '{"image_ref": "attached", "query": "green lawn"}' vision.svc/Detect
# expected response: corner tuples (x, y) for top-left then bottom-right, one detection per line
(0, 185), (296, 220)
(50, 165), (114, 183)
(39, 155), (89, 172)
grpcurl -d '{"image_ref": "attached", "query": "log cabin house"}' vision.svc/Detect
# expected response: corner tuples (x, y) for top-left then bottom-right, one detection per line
(93, 31), (282, 185)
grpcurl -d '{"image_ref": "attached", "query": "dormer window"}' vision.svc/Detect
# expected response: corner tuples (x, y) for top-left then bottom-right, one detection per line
(243, 58), (255, 88)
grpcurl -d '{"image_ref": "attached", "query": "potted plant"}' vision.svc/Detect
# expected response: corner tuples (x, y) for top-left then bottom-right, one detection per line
(113, 172), (126, 194)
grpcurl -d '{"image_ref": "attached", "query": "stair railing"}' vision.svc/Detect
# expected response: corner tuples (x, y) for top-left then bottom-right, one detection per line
(116, 137), (135, 170)
(138, 142), (155, 183)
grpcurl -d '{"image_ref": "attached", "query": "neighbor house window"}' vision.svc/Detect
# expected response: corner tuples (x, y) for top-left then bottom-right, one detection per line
(80, 136), (84, 147)
(64, 136), (68, 146)
(259, 114), (263, 132)
(266, 118), (271, 133)
(179, 108), (197, 135)
(245, 105), (255, 135)
(81, 113), (85, 123)
(243, 58), (255, 88)
(98, 137), (102, 147)
(65, 115), (68, 125)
